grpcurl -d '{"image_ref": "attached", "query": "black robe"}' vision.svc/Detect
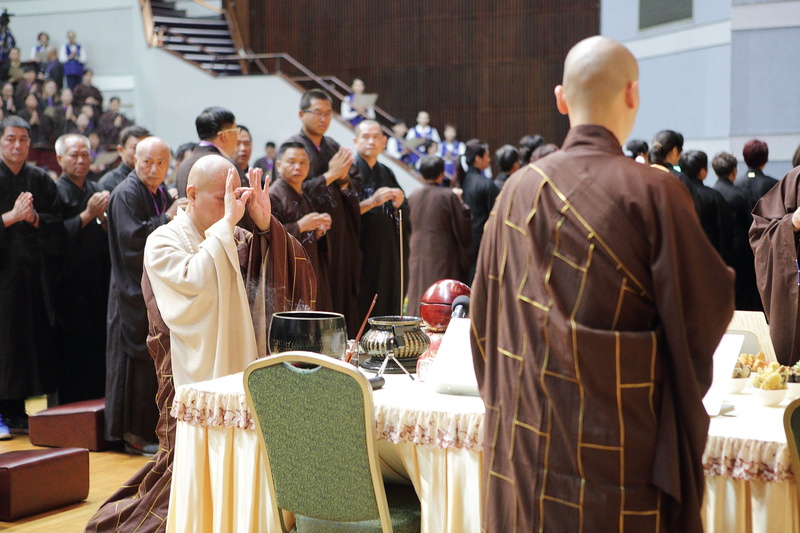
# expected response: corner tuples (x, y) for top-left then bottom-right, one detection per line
(715, 178), (761, 310)
(55, 175), (111, 404)
(678, 174), (733, 265)
(269, 178), (332, 311)
(350, 154), (410, 319)
(461, 166), (499, 281)
(174, 143), (247, 199)
(0, 161), (63, 401)
(735, 167), (778, 207)
(98, 162), (132, 193)
(105, 172), (173, 446)
(289, 131), (363, 337)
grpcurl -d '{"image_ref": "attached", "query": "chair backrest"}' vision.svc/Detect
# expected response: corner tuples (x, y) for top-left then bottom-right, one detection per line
(243, 351), (393, 532)
(784, 397), (800, 510)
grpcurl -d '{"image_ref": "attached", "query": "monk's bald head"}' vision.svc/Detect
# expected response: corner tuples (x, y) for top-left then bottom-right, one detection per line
(134, 136), (169, 159)
(561, 36), (638, 116)
(187, 155), (235, 193)
(554, 36), (639, 142)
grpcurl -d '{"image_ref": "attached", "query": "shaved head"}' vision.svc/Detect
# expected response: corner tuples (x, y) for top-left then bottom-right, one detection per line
(188, 154), (235, 192)
(555, 36), (639, 143)
(562, 36), (637, 113)
(135, 136), (169, 159)
(186, 155), (237, 233)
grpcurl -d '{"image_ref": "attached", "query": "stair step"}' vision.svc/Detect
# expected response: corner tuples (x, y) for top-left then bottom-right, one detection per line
(153, 7), (186, 17)
(162, 34), (233, 45)
(201, 62), (241, 71)
(151, 0), (177, 7)
(162, 27), (231, 38)
(166, 43), (236, 54)
(183, 52), (239, 61)
(153, 15), (226, 28)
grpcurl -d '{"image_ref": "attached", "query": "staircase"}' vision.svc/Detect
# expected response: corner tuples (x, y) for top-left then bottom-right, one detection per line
(151, 1), (242, 76)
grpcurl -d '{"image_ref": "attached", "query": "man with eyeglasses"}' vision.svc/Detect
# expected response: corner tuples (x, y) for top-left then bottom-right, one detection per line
(175, 106), (247, 198)
(285, 89), (362, 337)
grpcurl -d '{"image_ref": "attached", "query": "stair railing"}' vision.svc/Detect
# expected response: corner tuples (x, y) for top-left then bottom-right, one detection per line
(222, 0), (249, 74)
(140, 0), (159, 48)
(138, 2), (419, 177)
(189, 0), (223, 14)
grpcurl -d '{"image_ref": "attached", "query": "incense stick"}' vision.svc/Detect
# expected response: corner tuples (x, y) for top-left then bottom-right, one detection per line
(398, 208), (404, 316)
(346, 293), (378, 363)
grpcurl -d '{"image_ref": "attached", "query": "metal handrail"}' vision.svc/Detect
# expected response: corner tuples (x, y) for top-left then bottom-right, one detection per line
(213, 53), (411, 146)
(222, 0), (248, 74)
(189, 0), (223, 14)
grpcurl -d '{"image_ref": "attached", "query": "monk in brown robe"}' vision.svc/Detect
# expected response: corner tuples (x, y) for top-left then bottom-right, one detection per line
(470, 36), (734, 533)
(405, 155), (471, 316)
(750, 166), (800, 365)
(269, 141), (333, 311)
(86, 158), (316, 533)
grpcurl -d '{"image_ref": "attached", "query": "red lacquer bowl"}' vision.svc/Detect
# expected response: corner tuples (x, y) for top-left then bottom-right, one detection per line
(419, 279), (470, 331)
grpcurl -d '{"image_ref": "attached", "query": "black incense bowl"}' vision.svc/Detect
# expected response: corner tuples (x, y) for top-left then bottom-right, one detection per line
(268, 311), (347, 360)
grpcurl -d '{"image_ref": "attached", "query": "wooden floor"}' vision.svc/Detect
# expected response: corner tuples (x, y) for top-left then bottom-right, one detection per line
(0, 398), (149, 533)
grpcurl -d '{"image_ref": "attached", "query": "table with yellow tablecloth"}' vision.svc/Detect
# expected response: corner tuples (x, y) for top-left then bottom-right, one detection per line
(167, 370), (799, 532)
(702, 388), (799, 532)
(167, 372), (484, 533)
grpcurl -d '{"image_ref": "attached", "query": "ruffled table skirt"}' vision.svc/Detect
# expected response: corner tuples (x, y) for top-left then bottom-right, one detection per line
(168, 372), (797, 532)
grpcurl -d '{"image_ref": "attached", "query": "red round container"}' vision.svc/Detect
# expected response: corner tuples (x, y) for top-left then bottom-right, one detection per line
(419, 279), (471, 331)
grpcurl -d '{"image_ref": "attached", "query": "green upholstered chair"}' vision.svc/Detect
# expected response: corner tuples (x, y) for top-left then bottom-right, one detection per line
(243, 351), (421, 533)
(784, 397), (800, 509)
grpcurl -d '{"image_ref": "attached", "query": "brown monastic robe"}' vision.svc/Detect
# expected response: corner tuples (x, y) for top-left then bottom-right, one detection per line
(288, 130), (362, 337)
(750, 166), (800, 365)
(269, 178), (333, 311)
(405, 183), (471, 316)
(470, 125), (734, 533)
(85, 217), (315, 533)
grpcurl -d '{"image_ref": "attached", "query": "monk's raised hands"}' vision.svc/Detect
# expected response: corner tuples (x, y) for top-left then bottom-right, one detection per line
(245, 167), (272, 232)
(224, 167), (251, 226)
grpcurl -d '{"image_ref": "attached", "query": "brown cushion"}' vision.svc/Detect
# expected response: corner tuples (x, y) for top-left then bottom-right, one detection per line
(28, 398), (109, 451)
(0, 448), (89, 521)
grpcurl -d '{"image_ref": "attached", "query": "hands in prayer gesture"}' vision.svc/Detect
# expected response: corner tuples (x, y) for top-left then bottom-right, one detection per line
(223, 167), (252, 226)
(245, 167), (271, 232)
(220, 167), (270, 232)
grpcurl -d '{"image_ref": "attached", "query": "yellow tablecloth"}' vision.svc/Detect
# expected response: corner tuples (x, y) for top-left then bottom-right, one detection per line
(702, 388), (799, 532)
(167, 372), (799, 532)
(168, 372), (484, 533)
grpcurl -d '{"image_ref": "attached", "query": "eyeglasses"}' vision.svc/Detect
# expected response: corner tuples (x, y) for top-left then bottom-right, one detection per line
(303, 110), (333, 118)
(218, 126), (239, 135)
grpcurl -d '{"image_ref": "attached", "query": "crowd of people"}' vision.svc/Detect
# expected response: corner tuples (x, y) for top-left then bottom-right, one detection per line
(3, 24), (800, 532)
(0, 25), (130, 180)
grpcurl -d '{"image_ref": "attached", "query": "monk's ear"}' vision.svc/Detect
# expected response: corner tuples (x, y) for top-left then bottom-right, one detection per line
(186, 184), (197, 201)
(625, 80), (639, 111)
(554, 85), (568, 116)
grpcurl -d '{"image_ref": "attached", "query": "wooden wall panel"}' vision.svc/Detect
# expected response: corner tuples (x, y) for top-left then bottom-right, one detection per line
(246, 1), (598, 154)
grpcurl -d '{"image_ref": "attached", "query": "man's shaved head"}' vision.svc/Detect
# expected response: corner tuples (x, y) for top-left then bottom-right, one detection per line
(186, 155), (238, 233)
(562, 36), (637, 113)
(188, 155), (234, 192)
(555, 36), (639, 143)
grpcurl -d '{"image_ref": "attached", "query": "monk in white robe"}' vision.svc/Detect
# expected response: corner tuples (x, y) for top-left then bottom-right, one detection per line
(144, 157), (261, 386)
(86, 155), (316, 532)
